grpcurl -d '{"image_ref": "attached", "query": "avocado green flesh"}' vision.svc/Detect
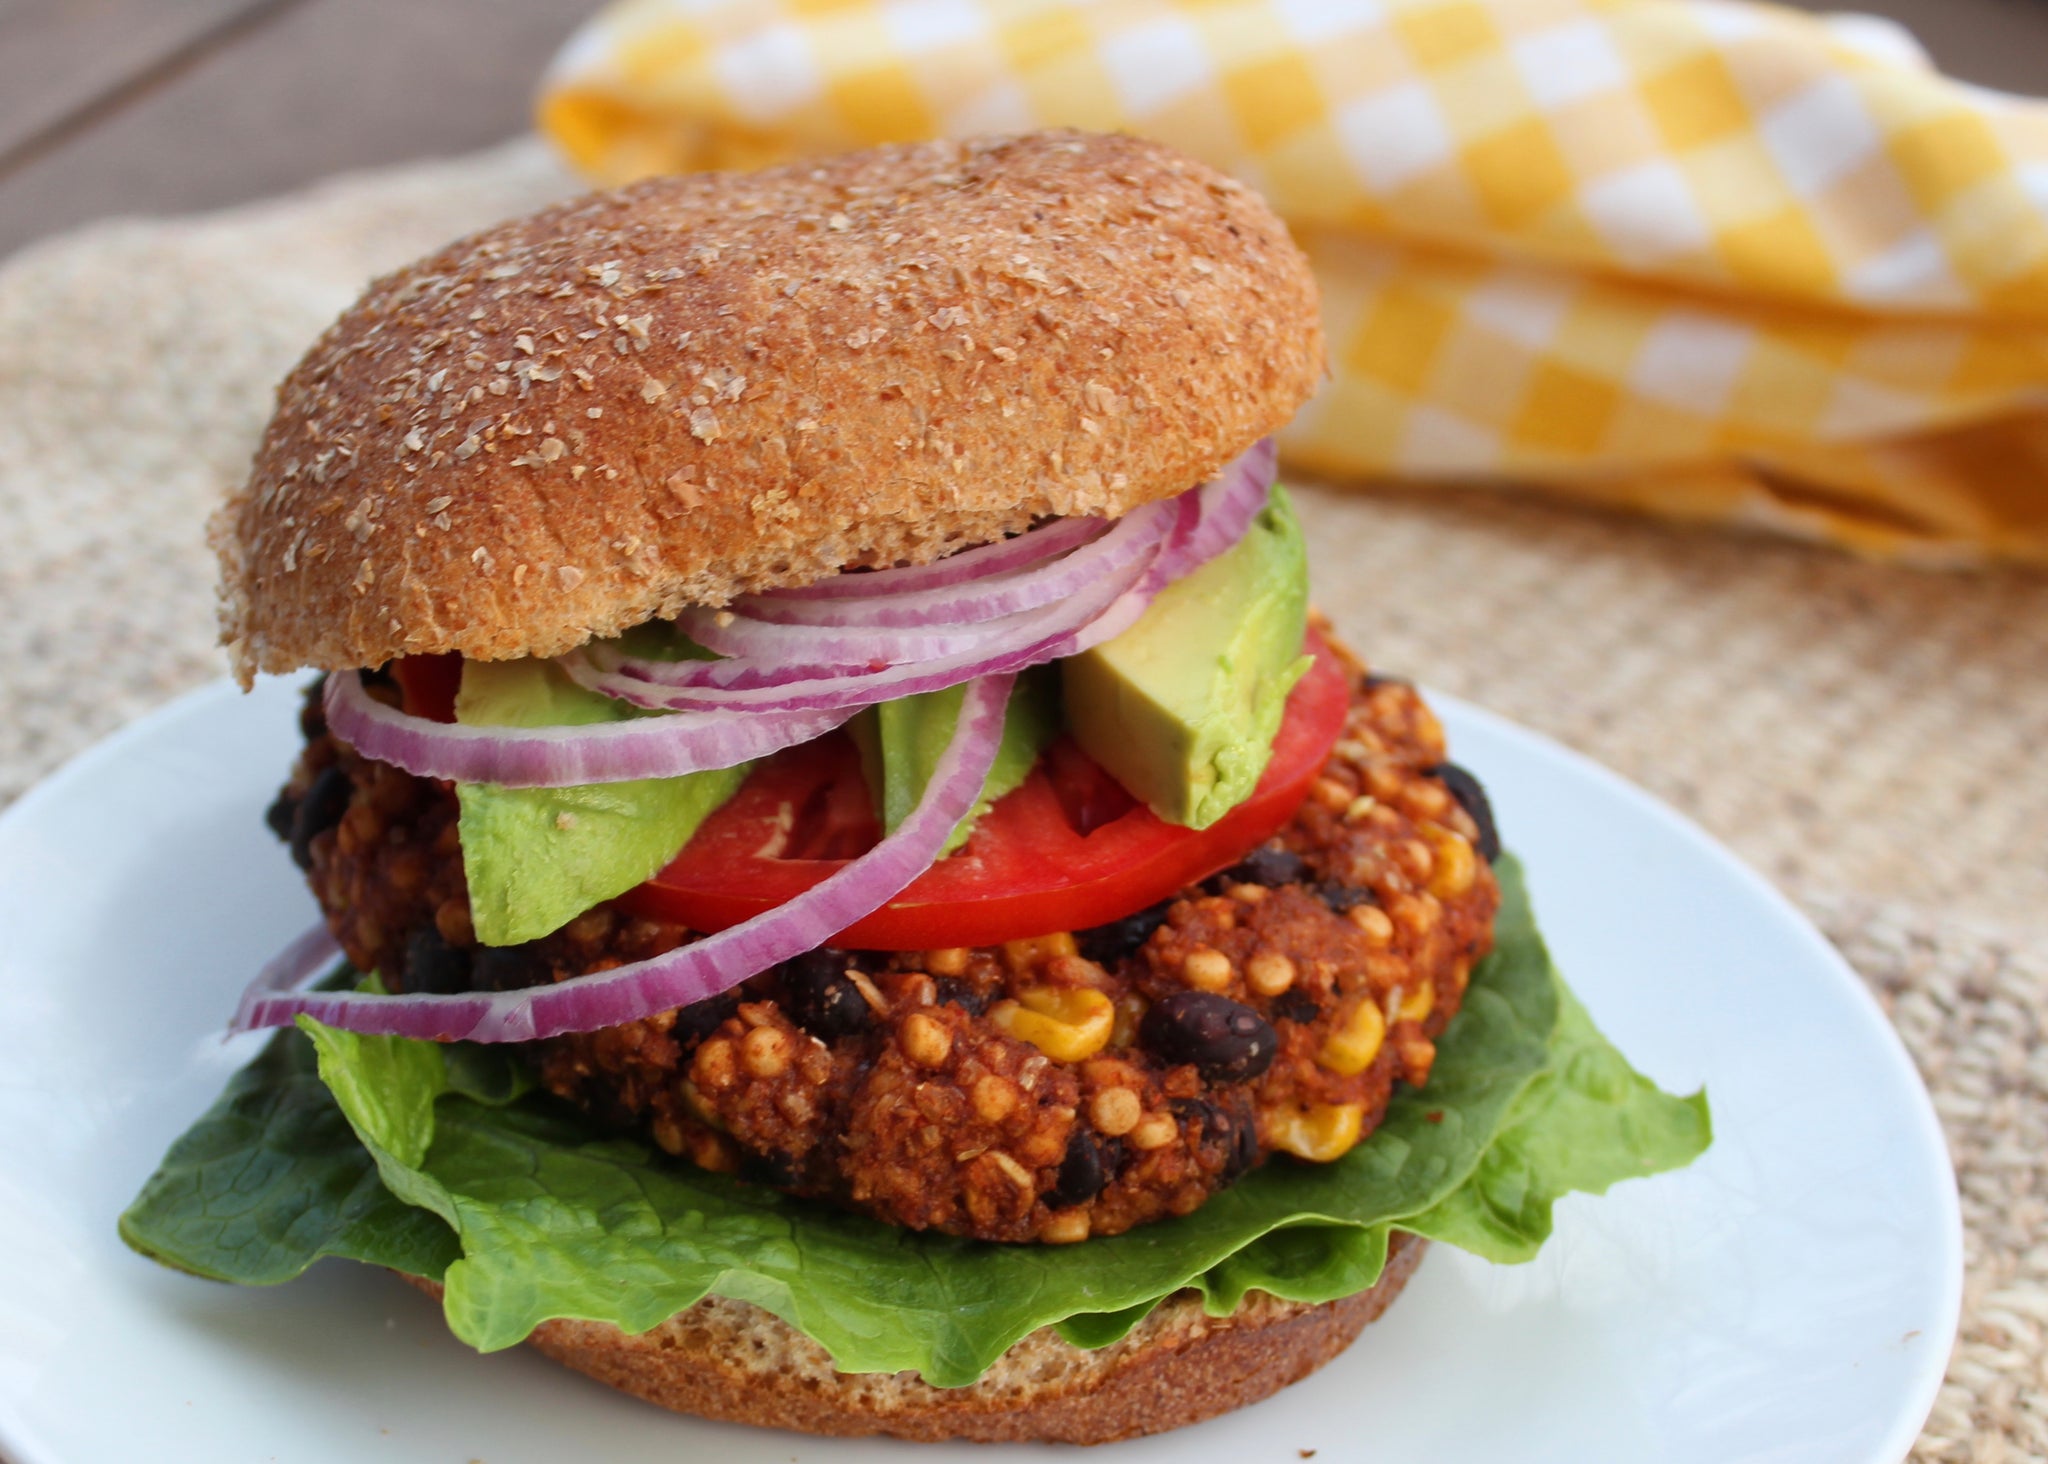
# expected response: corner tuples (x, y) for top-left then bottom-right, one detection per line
(454, 660), (750, 947)
(1061, 485), (1311, 829)
(849, 666), (1059, 855)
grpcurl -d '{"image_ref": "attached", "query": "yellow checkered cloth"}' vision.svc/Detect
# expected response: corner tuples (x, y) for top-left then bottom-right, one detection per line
(538, 0), (2048, 565)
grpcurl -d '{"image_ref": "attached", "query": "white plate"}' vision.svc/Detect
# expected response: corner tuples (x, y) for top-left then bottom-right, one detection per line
(0, 678), (1960, 1464)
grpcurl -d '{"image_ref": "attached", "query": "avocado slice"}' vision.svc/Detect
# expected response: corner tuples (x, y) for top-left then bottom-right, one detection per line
(1061, 485), (1311, 829)
(849, 667), (1059, 855)
(455, 659), (751, 947)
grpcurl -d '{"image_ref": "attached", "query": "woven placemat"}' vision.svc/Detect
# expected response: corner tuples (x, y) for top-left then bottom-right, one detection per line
(3, 138), (2042, 1461)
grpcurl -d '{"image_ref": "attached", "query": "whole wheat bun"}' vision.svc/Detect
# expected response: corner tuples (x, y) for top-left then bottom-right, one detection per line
(215, 129), (1323, 685)
(409, 1232), (1422, 1444)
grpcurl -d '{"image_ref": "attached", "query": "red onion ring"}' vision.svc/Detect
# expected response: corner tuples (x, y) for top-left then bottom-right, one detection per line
(323, 676), (854, 788)
(232, 675), (1015, 1042)
(764, 515), (1109, 600)
(673, 600), (1060, 665)
(232, 924), (344, 1024)
(560, 533), (1159, 714)
(733, 500), (1176, 629)
(1147, 436), (1278, 587)
(669, 497), (1178, 664)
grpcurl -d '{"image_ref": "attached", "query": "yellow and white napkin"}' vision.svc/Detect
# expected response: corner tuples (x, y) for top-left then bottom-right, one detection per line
(539, 0), (2048, 565)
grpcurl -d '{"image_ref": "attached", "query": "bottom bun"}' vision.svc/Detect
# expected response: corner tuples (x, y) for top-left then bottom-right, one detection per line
(408, 1232), (1424, 1444)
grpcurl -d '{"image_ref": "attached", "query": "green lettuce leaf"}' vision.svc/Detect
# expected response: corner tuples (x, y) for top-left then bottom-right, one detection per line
(120, 859), (1707, 1386)
(117, 1011), (462, 1285)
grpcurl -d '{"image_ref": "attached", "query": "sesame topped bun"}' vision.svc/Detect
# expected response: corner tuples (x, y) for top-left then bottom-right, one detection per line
(213, 130), (1323, 685)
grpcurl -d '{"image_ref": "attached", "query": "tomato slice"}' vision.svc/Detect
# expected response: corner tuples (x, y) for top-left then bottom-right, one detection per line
(391, 652), (462, 724)
(620, 635), (1351, 949)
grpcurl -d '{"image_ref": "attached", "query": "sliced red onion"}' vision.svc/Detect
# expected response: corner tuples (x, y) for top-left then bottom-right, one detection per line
(231, 923), (343, 1029)
(232, 675), (1015, 1043)
(673, 600), (1050, 665)
(568, 535), (1159, 714)
(733, 500), (1177, 629)
(766, 515), (1109, 600)
(568, 642), (865, 695)
(323, 673), (853, 788)
(573, 442), (1285, 719)
(1147, 436), (1277, 586)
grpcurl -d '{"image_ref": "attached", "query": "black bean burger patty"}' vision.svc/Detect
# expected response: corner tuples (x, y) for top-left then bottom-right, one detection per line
(272, 648), (1499, 1245)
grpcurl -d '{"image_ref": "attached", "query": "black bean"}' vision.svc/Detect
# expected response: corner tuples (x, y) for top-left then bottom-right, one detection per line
(1428, 761), (1501, 864)
(1076, 899), (1174, 965)
(737, 1147), (800, 1190)
(404, 926), (471, 995)
(933, 977), (992, 1017)
(779, 948), (873, 1039)
(672, 989), (741, 1047)
(1269, 989), (1322, 1025)
(1172, 1097), (1259, 1185)
(1362, 672), (1410, 691)
(1139, 993), (1277, 1083)
(299, 674), (330, 741)
(1314, 880), (1376, 913)
(287, 765), (351, 871)
(1046, 1128), (1117, 1208)
(264, 787), (298, 843)
(471, 942), (551, 992)
(1221, 846), (1309, 888)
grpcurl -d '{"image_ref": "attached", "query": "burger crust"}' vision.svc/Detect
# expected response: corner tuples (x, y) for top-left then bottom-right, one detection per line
(215, 130), (1324, 684)
(408, 1232), (1424, 1444)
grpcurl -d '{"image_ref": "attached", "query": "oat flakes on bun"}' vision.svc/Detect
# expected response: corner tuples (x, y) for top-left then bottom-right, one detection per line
(122, 129), (1710, 1445)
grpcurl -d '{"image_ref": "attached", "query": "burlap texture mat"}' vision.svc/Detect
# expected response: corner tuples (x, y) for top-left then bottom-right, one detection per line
(3, 139), (2042, 1460)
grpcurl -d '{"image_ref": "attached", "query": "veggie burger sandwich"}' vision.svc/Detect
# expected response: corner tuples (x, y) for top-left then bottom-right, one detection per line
(124, 130), (1707, 1442)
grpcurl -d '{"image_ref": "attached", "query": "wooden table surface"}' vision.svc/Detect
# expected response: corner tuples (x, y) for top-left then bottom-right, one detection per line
(3, 0), (2047, 261)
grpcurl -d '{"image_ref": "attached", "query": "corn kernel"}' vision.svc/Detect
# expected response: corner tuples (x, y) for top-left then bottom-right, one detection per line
(925, 947), (971, 977)
(1269, 1102), (1366, 1162)
(901, 1012), (952, 1068)
(1312, 776), (1353, 811)
(1348, 904), (1395, 945)
(1046, 953), (1111, 988)
(686, 1130), (739, 1173)
(1130, 1112), (1178, 1150)
(1089, 1086), (1142, 1136)
(972, 1073), (1019, 1123)
(741, 1024), (791, 1078)
(1388, 892), (1438, 936)
(1365, 765), (1405, 801)
(1111, 993), (1145, 1049)
(1397, 1032), (1437, 1086)
(1182, 946), (1234, 991)
(1399, 980), (1435, 1023)
(1344, 794), (1378, 823)
(1245, 951), (1297, 997)
(990, 985), (1115, 1063)
(691, 1037), (737, 1091)
(1408, 780), (1451, 818)
(651, 1114), (685, 1156)
(1042, 1210), (1092, 1244)
(988, 1150), (1034, 1190)
(1422, 824), (1477, 899)
(1002, 931), (1078, 973)
(1319, 998), (1387, 1076)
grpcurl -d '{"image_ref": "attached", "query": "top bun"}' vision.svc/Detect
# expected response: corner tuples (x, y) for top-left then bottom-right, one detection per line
(213, 130), (1323, 682)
